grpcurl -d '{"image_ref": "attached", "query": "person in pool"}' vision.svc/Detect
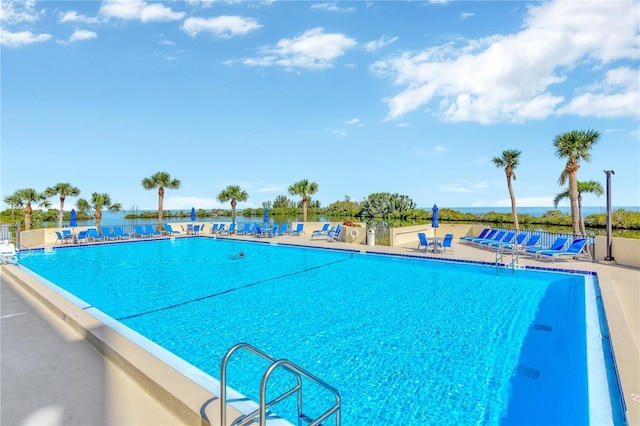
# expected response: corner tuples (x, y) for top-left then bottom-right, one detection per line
(233, 251), (245, 259)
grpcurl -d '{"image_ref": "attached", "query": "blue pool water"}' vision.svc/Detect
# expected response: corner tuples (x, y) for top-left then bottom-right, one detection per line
(16, 238), (619, 425)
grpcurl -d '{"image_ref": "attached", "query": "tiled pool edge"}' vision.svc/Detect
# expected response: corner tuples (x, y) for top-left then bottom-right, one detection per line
(1, 264), (249, 426)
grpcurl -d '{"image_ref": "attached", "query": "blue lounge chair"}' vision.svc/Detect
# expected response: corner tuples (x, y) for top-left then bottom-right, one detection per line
(75, 230), (88, 243)
(291, 223), (304, 236)
(209, 223), (219, 234)
(525, 236), (569, 257)
(236, 223), (252, 235)
(54, 231), (73, 244)
(538, 238), (589, 262)
(460, 228), (490, 243)
(498, 232), (529, 253)
(133, 225), (147, 238)
(327, 225), (342, 242)
(113, 226), (131, 240)
(484, 231), (516, 250)
(311, 224), (332, 239)
(440, 233), (454, 254)
(474, 230), (506, 246)
(417, 232), (429, 252)
(62, 229), (74, 240)
(277, 223), (289, 236)
(87, 228), (105, 242)
(100, 227), (118, 241)
(164, 224), (180, 236)
(254, 224), (271, 238)
(144, 225), (162, 237)
(466, 229), (497, 244)
(220, 223), (236, 235)
(215, 224), (226, 235)
(311, 224), (330, 238)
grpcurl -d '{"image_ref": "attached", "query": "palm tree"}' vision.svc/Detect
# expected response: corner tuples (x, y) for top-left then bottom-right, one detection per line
(553, 129), (600, 236)
(76, 193), (121, 229)
(288, 179), (318, 222)
(142, 172), (181, 228)
(3, 193), (22, 222)
(14, 188), (51, 231)
(217, 185), (249, 224)
(553, 180), (604, 237)
(492, 149), (522, 232)
(44, 182), (81, 229)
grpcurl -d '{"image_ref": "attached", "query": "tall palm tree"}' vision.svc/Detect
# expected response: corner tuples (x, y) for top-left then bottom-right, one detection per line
(142, 172), (181, 228)
(3, 193), (22, 222)
(553, 129), (600, 236)
(44, 182), (81, 229)
(492, 149), (522, 231)
(76, 193), (121, 229)
(288, 179), (318, 222)
(553, 180), (604, 237)
(217, 185), (249, 224)
(15, 188), (51, 231)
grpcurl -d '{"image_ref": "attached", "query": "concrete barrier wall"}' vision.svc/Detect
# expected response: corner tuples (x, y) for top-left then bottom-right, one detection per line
(390, 224), (475, 246)
(595, 235), (640, 268)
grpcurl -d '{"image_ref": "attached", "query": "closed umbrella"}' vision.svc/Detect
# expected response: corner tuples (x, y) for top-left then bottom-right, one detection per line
(69, 209), (77, 227)
(263, 207), (269, 223)
(432, 204), (439, 238)
(191, 207), (196, 222)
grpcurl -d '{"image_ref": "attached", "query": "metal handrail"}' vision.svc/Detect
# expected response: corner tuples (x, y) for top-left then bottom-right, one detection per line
(220, 342), (341, 426)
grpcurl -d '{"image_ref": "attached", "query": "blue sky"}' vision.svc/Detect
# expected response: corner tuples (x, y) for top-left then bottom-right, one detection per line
(2, 0), (639, 212)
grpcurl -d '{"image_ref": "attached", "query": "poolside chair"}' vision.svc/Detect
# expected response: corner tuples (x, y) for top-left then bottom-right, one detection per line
(100, 227), (118, 241)
(311, 223), (330, 238)
(525, 236), (569, 258)
(164, 224), (180, 236)
(484, 231), (516, 250)
(327, 225), (342, 242)
(465, 229), (497, 245)
(209, 223), (219, 234)
(113, 226), (131, 240)
(144, 225), (162, 237)
(291, 223), (305, 236)
(498, 233), (529, 253)
(87, 228), (105, 242)
(216, 224), (226, 235)
(311, 224), (332, 239)
(236, 223), (252, 235)
(220, 223), (236, 236)
(54, 231), (73, 245)
(277, 223), (289, 236)
(62, 229), (74, 240)
(538, 238), (589, 263)
(460, 228), (490, 243)
(75, 230), (88, 243)
(440, 233), (454, 254)
(253, 224), (271, 238)
(474, 230), (506, 246)
(133, 225), (146, 238)
(417, 232), (429, 252)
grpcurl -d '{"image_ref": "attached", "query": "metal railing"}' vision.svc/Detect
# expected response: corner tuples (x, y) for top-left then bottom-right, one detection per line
(220, 343), (341, 426)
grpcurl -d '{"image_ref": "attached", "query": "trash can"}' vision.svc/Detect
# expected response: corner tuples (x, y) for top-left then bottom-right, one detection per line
(367, 227), (376, 246)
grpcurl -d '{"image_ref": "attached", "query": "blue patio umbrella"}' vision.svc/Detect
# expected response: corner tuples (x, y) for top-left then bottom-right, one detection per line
(69, 209), (77, 227)
(191, 207), (196, 222)
(432, 204), (439, 238)
(263, 207), (269, 223)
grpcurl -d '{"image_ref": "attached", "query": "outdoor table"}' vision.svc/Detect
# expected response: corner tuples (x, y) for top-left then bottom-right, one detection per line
(429, 237), (444, 252)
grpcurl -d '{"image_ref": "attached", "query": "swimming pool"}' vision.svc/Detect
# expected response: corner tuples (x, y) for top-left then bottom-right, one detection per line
(15, 238), (622, 425)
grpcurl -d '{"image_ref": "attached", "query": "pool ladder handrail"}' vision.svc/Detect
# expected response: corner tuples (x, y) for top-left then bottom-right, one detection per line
(495, 242), (519, 271)
(220, 342), (341, 426)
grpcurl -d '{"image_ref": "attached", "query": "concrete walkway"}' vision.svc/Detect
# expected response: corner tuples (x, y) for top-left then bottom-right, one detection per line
(1, 234), (638, 425)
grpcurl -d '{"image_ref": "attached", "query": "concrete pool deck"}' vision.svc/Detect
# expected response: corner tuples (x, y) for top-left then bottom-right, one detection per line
(1, 234), (638, 425)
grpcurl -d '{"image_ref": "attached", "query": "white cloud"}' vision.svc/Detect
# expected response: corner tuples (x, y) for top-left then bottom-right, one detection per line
(372, 1), (639, 123)
(243, 27), (357, 70)
(460, 12), (475, 20)
(0, 0), (40, 25)
(0, 29), (51, 47)
(69, 29), (97, 43)
(99, 0), (184, 22)
(345, 118), (364, 127)
(181, 15), (262, 38)
(59, 10), (101, 24)
(440, 184), (471, 193)
(364, 35), (399, 53)
(311, 3), (357, 13)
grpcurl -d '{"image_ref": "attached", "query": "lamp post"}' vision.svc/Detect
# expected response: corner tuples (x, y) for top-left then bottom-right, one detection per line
(604, 170), (615, 261)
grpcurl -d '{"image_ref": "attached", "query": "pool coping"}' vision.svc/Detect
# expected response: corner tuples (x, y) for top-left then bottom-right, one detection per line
(5, 236), (637, 425)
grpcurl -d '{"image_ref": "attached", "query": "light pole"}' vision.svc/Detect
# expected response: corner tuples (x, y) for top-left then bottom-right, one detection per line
(604, 170), (615, 261)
